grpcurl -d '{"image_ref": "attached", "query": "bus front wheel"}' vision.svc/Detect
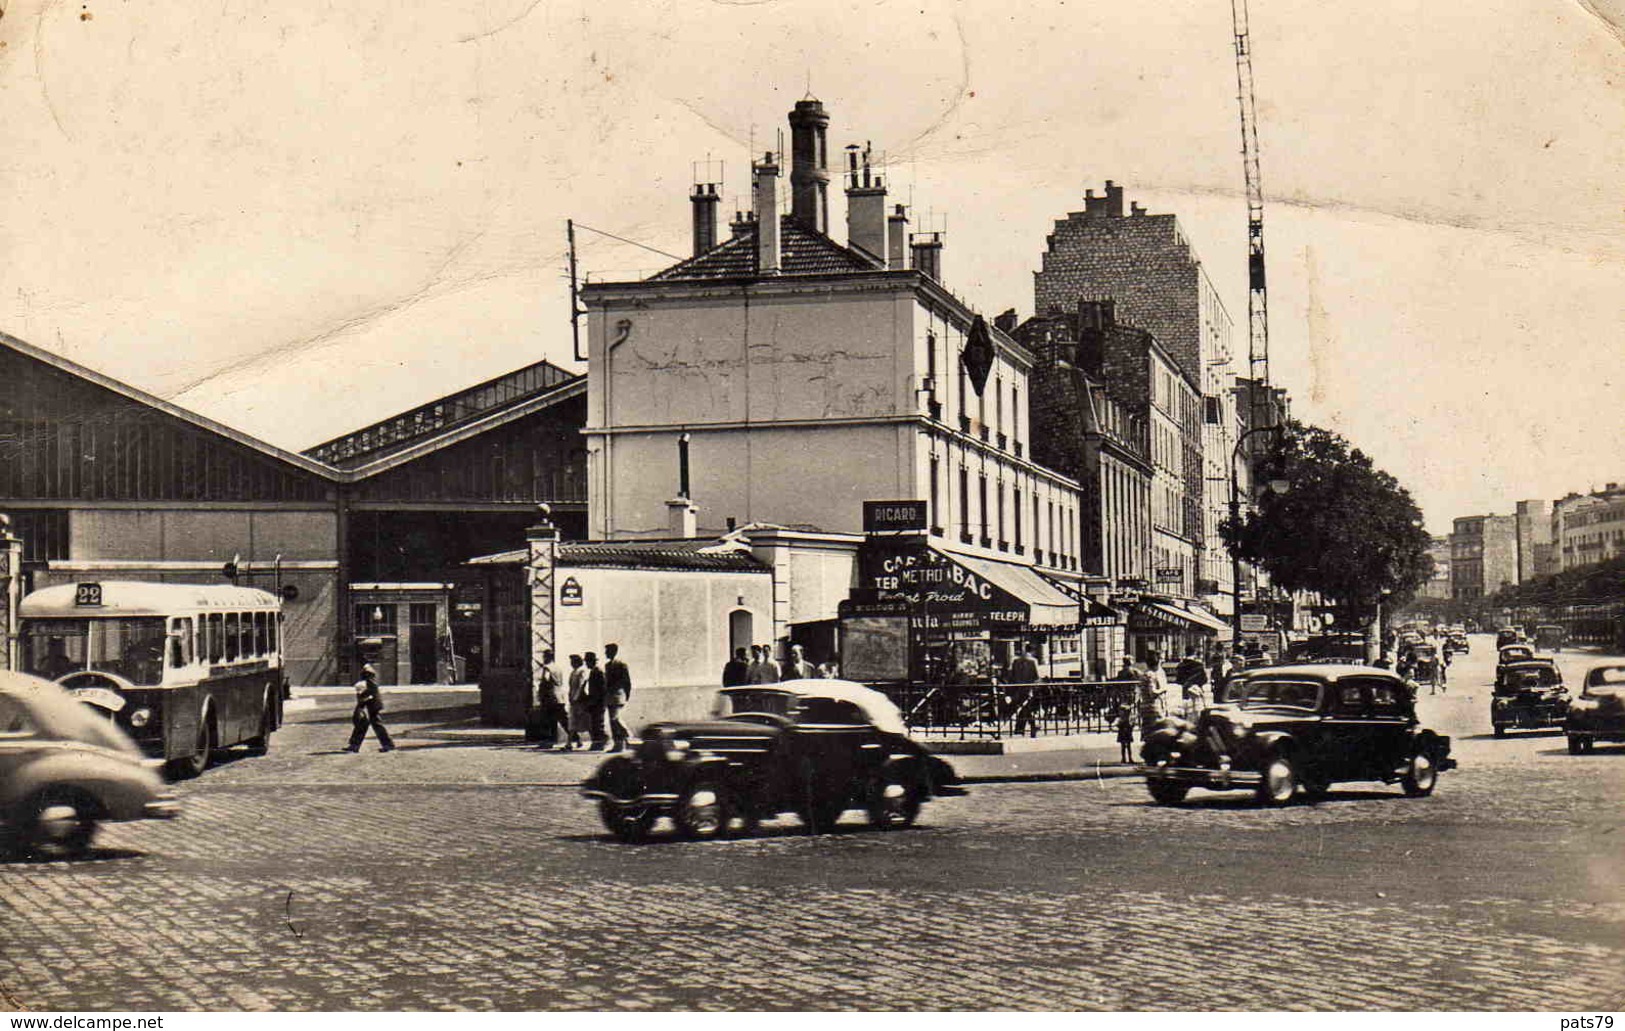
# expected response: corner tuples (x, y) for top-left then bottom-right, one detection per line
(169, 710), (216, 780)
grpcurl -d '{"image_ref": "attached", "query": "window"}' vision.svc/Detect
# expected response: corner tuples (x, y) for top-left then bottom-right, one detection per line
(930, 456), (941, 532)
(225, 613), (240, 661)
(978, 474), (989, 543)
(997, 480), (1006, 547)
(207, 613), (224, 663)
(356, 604), (397, 637)
(169, 617), (193, 669)
(1014, 488), (1023, 549)
(959, 467), (970, 538)
(269, 614), (279, 655)
(0, 696), (36, 738)
(797, 697), (867, 726)
(254, 612), (269, 656)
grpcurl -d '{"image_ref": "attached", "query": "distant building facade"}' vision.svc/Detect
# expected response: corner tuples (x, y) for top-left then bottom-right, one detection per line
(1514, 498), (1557, 581)
(1450, 514), (1519, 601)
(1420, 535), (1453, 601)
(1554, 483), (1625, 572)
(1033, 184), (1239, 615)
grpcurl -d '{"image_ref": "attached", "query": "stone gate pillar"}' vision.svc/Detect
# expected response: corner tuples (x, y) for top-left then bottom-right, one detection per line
(0, 515), (21, 673)
(526, 506), (560, 705)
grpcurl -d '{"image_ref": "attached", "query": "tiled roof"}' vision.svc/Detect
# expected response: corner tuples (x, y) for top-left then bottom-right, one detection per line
(649, 217), (881, 281)
(466, 538), (768, 573)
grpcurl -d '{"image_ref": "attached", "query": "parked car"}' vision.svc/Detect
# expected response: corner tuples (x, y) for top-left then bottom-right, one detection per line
(580, 680), (966, 842)
(1138, 664), (1456, 806)
(1491, 659), (1568, 737)
(0, 671), (180, 859)
(1565, 664), (1625, 754)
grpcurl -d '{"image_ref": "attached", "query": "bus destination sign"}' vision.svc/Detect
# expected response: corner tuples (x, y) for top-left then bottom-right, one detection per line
(75, 583), (104, 607)
(863, 500), (928, 534)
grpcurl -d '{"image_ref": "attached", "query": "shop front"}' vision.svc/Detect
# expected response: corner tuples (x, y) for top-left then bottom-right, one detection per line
(1126, 597), (1231, 665)
(839, 535), (1110, 685)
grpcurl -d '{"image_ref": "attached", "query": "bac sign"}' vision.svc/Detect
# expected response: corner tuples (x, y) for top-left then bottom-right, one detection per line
(559, 577), (583, 607)
(75, 583), (104, 607)
(863, 500), (928, 534)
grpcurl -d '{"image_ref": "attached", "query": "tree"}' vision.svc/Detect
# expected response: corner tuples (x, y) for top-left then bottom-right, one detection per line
(1221, 421), (1434, 629)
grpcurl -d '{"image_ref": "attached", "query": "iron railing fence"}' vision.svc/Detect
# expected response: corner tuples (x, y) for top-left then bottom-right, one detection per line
(867, 680), (1137, 740)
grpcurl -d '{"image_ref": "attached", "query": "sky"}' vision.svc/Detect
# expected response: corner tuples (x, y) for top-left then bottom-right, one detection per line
(2, 0), (1622, 535)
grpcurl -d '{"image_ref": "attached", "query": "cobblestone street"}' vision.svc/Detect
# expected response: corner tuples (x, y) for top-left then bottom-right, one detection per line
(3, 642), (1623, 1010)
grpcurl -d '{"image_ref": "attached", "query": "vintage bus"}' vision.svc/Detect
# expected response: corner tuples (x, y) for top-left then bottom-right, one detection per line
(18, 581), (287, 778)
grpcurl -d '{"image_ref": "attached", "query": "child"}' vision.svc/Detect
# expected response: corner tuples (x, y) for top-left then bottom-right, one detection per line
(1115, 705), (1135, 763)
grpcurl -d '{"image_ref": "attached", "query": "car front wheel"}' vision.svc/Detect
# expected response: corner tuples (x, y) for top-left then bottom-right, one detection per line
(1255, 754), (1298, 806)
(1567, 734), (1592, 755)
(674, 781), (732, 840)
(598, 802), (656, 843)
(1145, 778), (1189, 805)
(1401, 750), (1438, 797)
(18, 789), (100, 860)
(866, 774), (921, 830)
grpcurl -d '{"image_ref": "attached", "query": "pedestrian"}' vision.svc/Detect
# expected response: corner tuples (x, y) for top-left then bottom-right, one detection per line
(722, 647), (751, 687)
(1174, 648), (1209, 719)
(786, 643), (816, 680)
(603, 642), (632, 753)
(565, 653), (589, 750)
(1115, 705), (1135, 763)
(1137, 650), (1169, 732)
(749, 643), (780, 684)
(583, 651), (608, 750)
(345, 663), (395, 753)
(532, 649), (568, 749)
(1008, 647), (1041, 737)
(817, 660), (839, 678)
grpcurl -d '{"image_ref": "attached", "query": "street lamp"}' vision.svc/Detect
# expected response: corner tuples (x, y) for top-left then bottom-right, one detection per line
(1229, 424), (1286, 650)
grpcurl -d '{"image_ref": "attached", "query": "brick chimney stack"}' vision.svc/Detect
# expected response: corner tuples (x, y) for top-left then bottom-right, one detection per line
(887, 204), (909, 270)
(752, 153), (780, 274)
(910, 231), (943, 283)
(787, 98), (830, 233)
(844, 142), (887, 267)
(690, 183), (720, 257)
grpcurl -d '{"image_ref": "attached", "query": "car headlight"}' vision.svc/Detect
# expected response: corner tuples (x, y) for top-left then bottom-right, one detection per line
(1569, 698), (1598, 712)
(129, 708), (152, 728)
(664, 739), (692, 762)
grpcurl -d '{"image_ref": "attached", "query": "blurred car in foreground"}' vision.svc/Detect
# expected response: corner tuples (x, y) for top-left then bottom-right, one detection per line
(0, 671), (179, 859)
(1565, 665), (1625, 754)
(581, 680), (965, 842)
(1139, 664), (1455, 806)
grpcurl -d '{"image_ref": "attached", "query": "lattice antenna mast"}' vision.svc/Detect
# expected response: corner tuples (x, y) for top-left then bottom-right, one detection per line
(1232, 0), (1270, 431)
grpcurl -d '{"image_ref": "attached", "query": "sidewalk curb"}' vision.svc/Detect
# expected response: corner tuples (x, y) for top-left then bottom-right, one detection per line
(961, 766), (1142, 784)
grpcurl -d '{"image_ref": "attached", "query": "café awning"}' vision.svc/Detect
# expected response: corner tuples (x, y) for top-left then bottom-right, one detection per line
(1136, 600), (1232, 635)
(953, 554), (1084, 628)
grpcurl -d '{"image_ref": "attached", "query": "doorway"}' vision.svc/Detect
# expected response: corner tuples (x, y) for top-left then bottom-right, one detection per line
(728, 609), (755, 656)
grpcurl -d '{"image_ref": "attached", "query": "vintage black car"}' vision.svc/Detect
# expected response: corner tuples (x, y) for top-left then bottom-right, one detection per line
(1491, 659), (1568, 736)
(580, 680), (965, 841)
(1495, 628), (1525, 650)
(1138, 664), (1456, 805)
(1565, 664), (1625, 754)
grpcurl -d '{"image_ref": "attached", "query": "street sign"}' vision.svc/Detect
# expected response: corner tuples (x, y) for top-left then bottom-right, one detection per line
(1155, 567), (1183, 583)
(863, 500), (928, 534)
(560, 577), (583, 606)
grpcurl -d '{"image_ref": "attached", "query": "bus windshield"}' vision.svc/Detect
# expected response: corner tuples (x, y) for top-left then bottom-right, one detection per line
(23, 618), (168, 687)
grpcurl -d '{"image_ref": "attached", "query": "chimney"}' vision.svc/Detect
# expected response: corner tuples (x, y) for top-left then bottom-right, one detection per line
(994, 309), (1018, 334)
(1104, 180), (1124, 216)
(730, 210), (754, 240)
(844, 142), (887, 266)
(1130, 201), (1146, 217)
(787, 98), (830, 233)
(887, 204), (909, 269)
(690, 183), (720, 256)
(1083, 188), (1108, 218)
(752, 153), (780, 274)
(910, 231), (943, 283)
(667, 432), (698, 537)
(1076, 298), (1115, 375)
